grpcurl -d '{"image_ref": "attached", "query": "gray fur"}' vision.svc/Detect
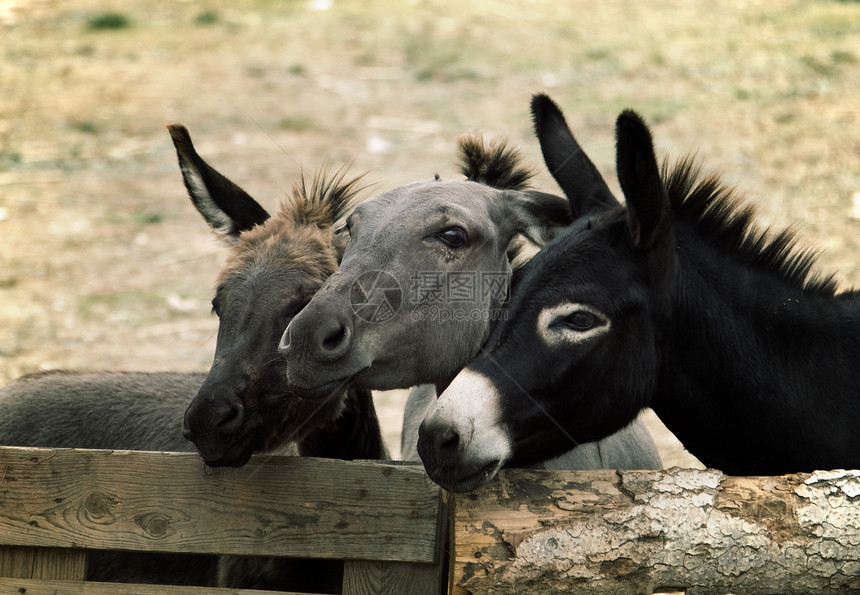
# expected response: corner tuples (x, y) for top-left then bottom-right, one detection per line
(401, 384), (437, 462)
(0, 370), (216, 586)
(540, 416), (661, 471)
(0, 370), (201, 451)
(281, 131), (661, 475)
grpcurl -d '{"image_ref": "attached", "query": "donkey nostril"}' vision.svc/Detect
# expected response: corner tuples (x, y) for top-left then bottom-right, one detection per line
(317, 317), (351, 357)
(217, 403), (241, 429)
(287, 303), (354, 362)
(183, 390), (245, 448)
(321, 324), (348, 352)
(437, 427), (460, 457)
(206, 396), (244, 433)
(278, 325), (292, 355)
(181, 415), (193, 438)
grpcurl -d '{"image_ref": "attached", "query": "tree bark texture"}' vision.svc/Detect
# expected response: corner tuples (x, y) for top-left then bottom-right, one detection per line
(451, 468), (860, 594)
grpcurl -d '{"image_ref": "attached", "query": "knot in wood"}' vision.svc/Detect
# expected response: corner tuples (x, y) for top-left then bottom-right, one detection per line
(135, 512), (174, 539)
(83, 492), (118, 524)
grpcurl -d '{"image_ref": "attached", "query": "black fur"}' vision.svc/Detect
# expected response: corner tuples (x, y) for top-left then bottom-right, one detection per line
(664, 156), (838, 294)
(425, 96), (860, 479)
(530, 94), (618, 218)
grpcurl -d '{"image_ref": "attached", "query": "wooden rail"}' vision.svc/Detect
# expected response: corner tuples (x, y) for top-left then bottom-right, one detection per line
(3, 447), (859, 594)
(0, 447), (447, 594)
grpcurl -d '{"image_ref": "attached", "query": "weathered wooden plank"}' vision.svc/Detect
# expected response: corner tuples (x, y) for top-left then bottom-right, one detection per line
(0, 576), (306, 594)
(452, 467), (860, 595)
(0, 546), (86, 581)
(343, 560), (445, 595)
(340, 463), (449, 595)
(0, 546), (36, 579)
(30, 546), (87, 581)
(0, 447), (443, 564)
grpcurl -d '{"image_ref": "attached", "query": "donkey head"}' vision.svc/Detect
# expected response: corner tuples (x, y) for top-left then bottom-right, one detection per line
(418, 107), (670, 492)
(278, 95), (623, 401)
(169, 125), (367, 467)
(277, 129), (578, 399)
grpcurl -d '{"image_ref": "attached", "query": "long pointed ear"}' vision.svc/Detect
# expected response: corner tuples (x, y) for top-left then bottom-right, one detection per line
(531, 94), (619, 218)
(167, 124), (269, 244)
(614, 110), (669, 250)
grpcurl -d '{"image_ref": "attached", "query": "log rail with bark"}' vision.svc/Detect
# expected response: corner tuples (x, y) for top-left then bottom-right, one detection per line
(451, 467), (860, 594)
(1, 446), (858, 594)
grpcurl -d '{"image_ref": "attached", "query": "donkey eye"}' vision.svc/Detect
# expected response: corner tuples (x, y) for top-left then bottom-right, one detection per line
(435, 226), (467, 248)
(539, 303), (610, 346)
(563, 311), (598, 331)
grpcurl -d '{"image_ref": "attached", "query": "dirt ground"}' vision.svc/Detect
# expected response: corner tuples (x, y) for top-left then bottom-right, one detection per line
(1, 0), (858, 465)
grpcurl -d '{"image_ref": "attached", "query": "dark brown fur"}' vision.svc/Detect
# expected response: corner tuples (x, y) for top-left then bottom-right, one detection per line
(172, 128), (387, 592)
(456, 133), (536, 190)
(0, 130), (384, 591)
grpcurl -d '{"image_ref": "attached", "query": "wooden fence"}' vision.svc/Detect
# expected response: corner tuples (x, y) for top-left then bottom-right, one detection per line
(1, 446), (859, 594)
(0, 447), (446, 594)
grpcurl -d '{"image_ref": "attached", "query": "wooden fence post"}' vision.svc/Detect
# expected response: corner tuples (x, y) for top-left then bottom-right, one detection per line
(0, 546), (86, 581)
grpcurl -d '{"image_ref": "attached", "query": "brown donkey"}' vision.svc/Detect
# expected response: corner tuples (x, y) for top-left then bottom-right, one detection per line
(169, 124), (385, 471)
(0, 127), (385, 592)
(171, 124), (388, 591)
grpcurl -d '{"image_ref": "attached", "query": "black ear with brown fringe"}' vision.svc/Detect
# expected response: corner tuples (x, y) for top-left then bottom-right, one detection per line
(168, 123), (270, 244)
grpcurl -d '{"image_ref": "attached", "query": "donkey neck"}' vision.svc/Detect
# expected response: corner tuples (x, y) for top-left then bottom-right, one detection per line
(652, 226), (860, 475)
(297, 388), (388, 461)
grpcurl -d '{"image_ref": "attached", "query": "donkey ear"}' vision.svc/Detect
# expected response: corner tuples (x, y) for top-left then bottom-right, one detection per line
(531, 94), (619, 218)
(167, 124), (270, 244)
(503, 189), (572, 269)
(614, 110), (669, 250)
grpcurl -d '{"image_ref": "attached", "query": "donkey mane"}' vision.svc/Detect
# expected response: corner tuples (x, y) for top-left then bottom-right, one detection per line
(456, 134), (535, 191)
(218, 167), (368, 286)
(284, 166), (370, 228)
(663, 156), (839, 295)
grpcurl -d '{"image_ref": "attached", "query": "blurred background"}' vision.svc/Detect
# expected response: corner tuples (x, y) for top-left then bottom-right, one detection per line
(1, 0), (858, 463)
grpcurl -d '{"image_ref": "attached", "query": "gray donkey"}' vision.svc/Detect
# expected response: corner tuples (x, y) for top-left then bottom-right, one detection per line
(280, 101), (662, 478)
